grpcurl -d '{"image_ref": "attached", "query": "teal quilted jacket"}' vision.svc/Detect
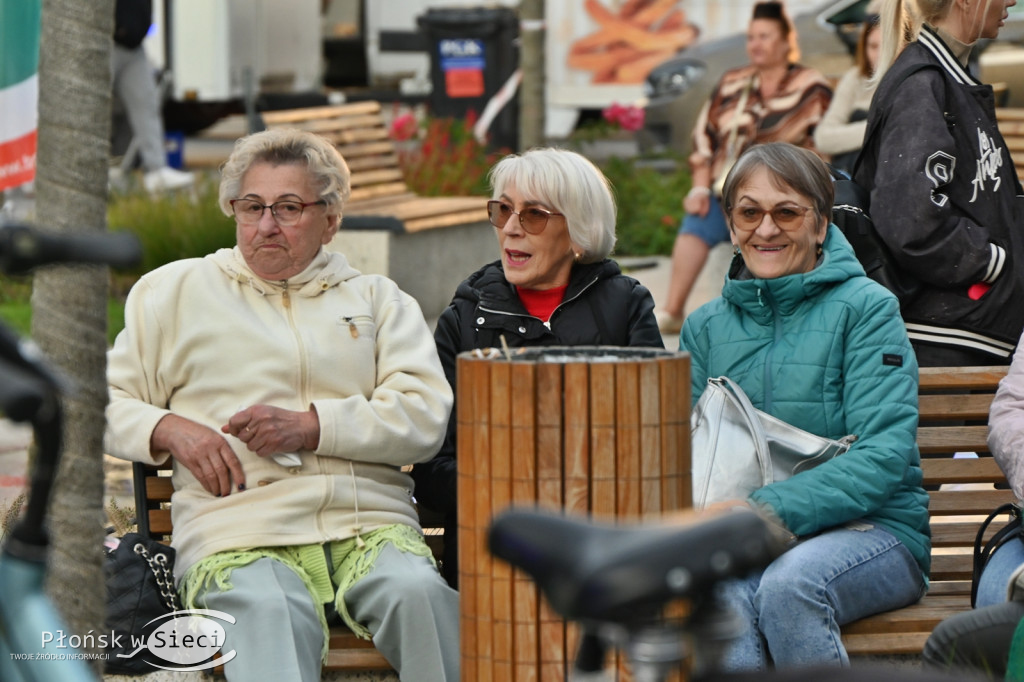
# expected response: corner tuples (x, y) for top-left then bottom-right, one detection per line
(681, 225), (931, 575)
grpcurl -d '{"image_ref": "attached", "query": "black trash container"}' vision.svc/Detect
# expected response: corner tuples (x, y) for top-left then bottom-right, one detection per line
(416, 7), (519, 151)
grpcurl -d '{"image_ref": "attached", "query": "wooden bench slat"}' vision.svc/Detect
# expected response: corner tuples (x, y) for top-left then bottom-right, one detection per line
(843, 632), (933, 655)
(996, 108), (1024, 176)
(344, 153), (402, 173)
(920, 456), (1005, 483)
(931, 519), (1001, 546)
(844, 594), (974, 633)
(350, 168), (407, 186)
(917, 425), (990, 454)
(928, 488), (1017, 514)
(145, 475), (174, 500)
(260, 101), (383, 124)
(918, 393), (995, 421)
(929, 553), (975, 582)
(349, 183), (415, 203)
(996, 107), (1024, 122)
(918, 366), (1008, 390)
(147, 509), (172, 537)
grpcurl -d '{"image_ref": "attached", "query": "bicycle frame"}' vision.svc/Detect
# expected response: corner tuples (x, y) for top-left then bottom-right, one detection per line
(0, 222), (141, 681)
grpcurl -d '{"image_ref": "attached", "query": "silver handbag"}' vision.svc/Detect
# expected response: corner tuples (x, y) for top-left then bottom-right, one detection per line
(691, 376), (857, 509)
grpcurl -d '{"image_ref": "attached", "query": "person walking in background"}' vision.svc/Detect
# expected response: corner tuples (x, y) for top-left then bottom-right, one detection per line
(853, 0), (1024, 367)
(112, 0), (194, 193)
(412, 147), (664, 588)
(655, 0), (833, 334)
(814, 10), (883, 173)
(104, 128), (458, 681)
(681, 142), (930, 670)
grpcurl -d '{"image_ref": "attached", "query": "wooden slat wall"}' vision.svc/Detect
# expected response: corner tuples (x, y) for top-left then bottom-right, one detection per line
(457, 349), (691, 682)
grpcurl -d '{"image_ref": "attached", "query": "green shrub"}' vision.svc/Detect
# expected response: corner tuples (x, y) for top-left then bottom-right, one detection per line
(602, 155), (690, 257)
(107, 174), (236, 278)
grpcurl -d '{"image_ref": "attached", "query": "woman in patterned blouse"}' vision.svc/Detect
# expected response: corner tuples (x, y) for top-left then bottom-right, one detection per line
(656, 1), (834, 336)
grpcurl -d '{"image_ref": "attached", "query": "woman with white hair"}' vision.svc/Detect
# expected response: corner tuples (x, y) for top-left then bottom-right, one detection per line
(412, 147), (664, 587)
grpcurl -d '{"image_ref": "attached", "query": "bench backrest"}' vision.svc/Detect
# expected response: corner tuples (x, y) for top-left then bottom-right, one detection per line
(260, 102), (415, 207)
(918, 365), (1013, 583)
(997, 108), (1024, 180)
(131, 461), (444, 558)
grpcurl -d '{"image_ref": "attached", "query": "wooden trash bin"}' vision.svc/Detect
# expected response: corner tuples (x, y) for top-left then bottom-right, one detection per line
(456, 347), (691, 682)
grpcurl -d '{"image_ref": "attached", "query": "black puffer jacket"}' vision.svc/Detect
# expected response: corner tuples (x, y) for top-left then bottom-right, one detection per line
(854, 25), (1024, 361)
(411, 258), (663, 584)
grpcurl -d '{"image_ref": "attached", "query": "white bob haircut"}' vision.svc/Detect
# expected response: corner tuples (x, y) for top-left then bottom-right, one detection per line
(487, 147), (617, 262)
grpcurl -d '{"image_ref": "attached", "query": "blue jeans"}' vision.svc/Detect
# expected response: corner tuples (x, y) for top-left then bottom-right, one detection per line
(714, 523), (926, 670)
(976, 536), (1024, 607)
(678, 194), (729, 247)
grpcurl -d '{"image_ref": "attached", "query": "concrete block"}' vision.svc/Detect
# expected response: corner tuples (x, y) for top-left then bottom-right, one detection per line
(327, 221), (498, 322)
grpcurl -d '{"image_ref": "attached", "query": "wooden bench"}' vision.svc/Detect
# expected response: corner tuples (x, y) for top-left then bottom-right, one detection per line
(841, 365), (1014, 657)
(130, 365), (1014, 670)
(130, 460), (444, 677)
(252, 101), (499, 320)
(997, 107), (1024, 179)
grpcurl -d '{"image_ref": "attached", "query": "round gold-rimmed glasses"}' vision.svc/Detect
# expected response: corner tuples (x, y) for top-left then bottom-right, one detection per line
(487, 200), (564, 235)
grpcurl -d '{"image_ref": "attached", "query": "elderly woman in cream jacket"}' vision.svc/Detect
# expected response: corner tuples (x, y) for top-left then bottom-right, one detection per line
(105, 128), (457, 682)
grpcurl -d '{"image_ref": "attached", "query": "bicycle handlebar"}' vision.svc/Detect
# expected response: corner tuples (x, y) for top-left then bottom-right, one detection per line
(0, 223), (142, 275)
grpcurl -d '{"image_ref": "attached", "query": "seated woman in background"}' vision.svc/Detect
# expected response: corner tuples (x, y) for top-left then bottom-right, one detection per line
(813, 11), (882, 173)
(412, 147), (664, 588)
(680, 142), (930, 670)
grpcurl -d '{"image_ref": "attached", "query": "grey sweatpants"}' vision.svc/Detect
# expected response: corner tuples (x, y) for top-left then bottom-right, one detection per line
(111, 44), (166, 171)
(195, 545), (460, 681)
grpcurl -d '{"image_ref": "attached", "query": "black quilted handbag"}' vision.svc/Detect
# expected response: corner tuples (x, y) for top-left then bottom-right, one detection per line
(104, 532), (181, 674)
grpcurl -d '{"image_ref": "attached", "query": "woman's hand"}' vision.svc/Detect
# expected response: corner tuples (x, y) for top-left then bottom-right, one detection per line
(683, 188), (711, 217)
(151, 413), (246, 497)
(223, 404), (321, 459)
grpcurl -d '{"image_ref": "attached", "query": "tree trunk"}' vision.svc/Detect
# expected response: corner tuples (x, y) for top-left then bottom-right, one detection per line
(33, 0), (114, 669)
(518, 0), (545, 150)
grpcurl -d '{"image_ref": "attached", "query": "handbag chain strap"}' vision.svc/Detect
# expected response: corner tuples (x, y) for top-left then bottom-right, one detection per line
(133, 542), (181, 612)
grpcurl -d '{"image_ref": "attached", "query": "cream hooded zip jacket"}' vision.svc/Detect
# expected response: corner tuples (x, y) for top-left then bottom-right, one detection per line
(105, 247), (453, 578)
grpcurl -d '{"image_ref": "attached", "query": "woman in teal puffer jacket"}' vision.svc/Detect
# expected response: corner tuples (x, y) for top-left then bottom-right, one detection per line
(679, 142), (931, 670)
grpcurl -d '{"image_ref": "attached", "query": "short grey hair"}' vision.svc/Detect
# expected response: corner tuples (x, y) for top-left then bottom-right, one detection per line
(721, 142), (833, 226)
(218, 128), (352, 219)
(488, 147), (617, 262)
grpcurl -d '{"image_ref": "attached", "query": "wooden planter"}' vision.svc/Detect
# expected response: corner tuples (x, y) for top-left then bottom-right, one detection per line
(456, 347), (692, 681)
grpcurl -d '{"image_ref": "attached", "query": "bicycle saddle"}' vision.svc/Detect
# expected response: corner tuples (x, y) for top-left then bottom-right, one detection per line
(488, 507), (784, 624)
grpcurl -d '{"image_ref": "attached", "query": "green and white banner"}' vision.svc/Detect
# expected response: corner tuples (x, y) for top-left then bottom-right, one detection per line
(0, 0), (41, 191)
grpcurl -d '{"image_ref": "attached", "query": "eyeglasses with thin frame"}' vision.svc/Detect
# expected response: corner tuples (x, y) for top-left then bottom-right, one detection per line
(487, 200), (564, 234)
(728, 204), (814, 232)
(230, 198), (327, 226)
